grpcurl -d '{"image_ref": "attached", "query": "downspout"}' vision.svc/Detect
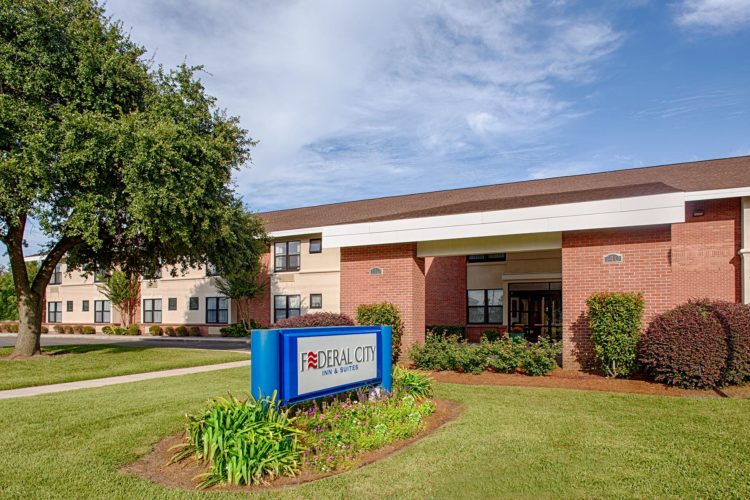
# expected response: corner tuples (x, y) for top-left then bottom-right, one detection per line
(742, 197), (750, 304)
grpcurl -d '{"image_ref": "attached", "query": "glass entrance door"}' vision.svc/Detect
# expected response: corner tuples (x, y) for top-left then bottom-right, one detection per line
(509, 282), (562, 342)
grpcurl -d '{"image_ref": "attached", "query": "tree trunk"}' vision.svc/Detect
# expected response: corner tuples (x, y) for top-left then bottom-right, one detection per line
(11, 291), (42, 357)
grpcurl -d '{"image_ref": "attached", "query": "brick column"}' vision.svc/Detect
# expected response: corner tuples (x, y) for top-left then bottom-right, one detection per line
(340, 243), (426, 353)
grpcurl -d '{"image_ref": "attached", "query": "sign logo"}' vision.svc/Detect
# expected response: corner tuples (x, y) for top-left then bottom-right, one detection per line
(306, 351), (318, 369)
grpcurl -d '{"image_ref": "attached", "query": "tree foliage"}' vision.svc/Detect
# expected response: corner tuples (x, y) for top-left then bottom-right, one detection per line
(0, 0), (266, 356)
(0, 262), (38, 321)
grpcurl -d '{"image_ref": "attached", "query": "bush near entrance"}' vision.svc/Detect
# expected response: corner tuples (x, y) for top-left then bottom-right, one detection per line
(426, 324), (466, 339)
(586, 292), (645, 378)
(410, 334), (560, 376)
(356, 303), (404, 363)
(639, 300), (750, 388)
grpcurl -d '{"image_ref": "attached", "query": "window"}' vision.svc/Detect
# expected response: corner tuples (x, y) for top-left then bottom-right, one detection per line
(143, 267), (162, 280)
(168, 297), (177, 311)
(274, 241), (300, 272)
(47, 302), (62, 323)
(82, 300), (89, 312)
(467, 289), (503, 324)
(143, 298), (162, 323)
(206, 297), (229, 324)
(189, 297), (199, 310)
(467, 253), (506, 263)
(66, 300), (73, 312)
(205, 262), (218, 277)
(93, 265), (108, 283)
(274, 295), (301, 322)
(309, 238), (322, 254)
(310, 293), (322, 309)
(50, 264), (62, 285)
(94, 300), (110, 323)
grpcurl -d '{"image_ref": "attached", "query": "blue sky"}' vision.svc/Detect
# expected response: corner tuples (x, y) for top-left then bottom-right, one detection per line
(10, 0), (750, 260)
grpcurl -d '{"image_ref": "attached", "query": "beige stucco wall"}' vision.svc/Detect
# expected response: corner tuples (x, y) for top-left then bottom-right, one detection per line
(466, 249), (562, 324)
(44, 263), (121, 327)
(743, 197), (750, 304)
(270, 236), (341, 320)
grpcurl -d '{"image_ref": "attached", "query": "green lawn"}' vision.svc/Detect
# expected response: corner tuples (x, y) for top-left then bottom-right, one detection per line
(1, 371), (749, 499)
(0, 345), (249, 390)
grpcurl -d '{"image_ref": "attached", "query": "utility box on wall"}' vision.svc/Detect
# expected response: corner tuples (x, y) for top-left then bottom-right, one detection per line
(251, 325), (392, 404)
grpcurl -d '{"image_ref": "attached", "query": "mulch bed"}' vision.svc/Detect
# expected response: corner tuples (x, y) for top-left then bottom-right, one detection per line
(121, 398), (461, 492)
(428, 369), (750, 398)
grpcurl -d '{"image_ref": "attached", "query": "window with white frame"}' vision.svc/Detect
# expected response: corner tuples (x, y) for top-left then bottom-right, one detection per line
(47, 302), (62, 323)
(94, 300), (111, 323)
(143, 298), (162, 323)
(206, 297), (229, 324)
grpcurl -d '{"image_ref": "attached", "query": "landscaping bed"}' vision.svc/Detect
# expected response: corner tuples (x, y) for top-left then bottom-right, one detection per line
(428, 369), (750, 398)
(122, 398), (460, 491)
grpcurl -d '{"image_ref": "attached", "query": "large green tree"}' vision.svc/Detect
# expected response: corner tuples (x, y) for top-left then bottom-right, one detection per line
(0, 0), (267, 357)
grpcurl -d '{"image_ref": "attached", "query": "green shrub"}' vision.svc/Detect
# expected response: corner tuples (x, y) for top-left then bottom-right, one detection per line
(411, 335), (560, 376)
(40, 325), (48, 334)
(176, 326), (189, 337)
(189, 326), (202, 337)
(356, 302), (404, 363)
(81, 326), (96, 335)
(393, 367), (433, 398)
(4, 323), (18, 333)
(64, 325), (74, 334)
(587, 292), (645, 377)
(426, 325), (466, 339)
(164, 326), (177, 337)
(101, 325), (114, 335)
(148, 325), (162, 336)
(295, 393), (434, 472)
(126, 324), (140, 336)
(113, 326), (128, 335)
(171, 394), (303, 488)
(482, 329), (500, 342)
(220, 323), (249, 337)
(53, 324), (65, 333)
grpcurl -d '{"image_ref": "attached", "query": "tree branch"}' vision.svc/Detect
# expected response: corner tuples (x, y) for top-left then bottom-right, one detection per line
(31, 235), (83, 295)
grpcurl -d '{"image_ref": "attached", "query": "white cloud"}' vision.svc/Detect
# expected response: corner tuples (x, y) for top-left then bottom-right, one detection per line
(675, 0), (750, 31)
(102, 1), (622, 211)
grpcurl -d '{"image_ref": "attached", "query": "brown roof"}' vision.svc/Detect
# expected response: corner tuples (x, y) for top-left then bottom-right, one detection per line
(260, 156), (750, 232)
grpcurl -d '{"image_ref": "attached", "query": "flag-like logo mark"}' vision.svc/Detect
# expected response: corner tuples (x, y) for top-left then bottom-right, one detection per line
(306, 351), (318, 369)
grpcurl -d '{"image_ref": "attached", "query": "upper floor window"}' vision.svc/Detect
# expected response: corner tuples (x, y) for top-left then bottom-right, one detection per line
(205, 262), (218, 277)
(206, 297), (229, 324)
(143, 267), (162, 280)
(143, 298), (162, 324)
(50, 264), (62, 285)
(309, 238), (322, 254)
(467, 253), (506, 263)
(94, 300), (111, 323)
(274, 241), (300, 272)
(47, 302), (62, 323)
(467, 289), (503, 324)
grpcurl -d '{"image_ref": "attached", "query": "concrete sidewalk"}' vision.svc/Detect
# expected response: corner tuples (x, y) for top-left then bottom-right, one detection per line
(0, 359), (250, 400)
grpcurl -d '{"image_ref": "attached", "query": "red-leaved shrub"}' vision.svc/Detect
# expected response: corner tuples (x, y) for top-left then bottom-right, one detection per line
(706, 301), (750, 385)
(638, 301), (728, 388)
(273, 312), (354, 328)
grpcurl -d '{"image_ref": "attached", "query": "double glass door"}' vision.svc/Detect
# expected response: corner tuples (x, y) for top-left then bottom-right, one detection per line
(509, 282), (562, 342)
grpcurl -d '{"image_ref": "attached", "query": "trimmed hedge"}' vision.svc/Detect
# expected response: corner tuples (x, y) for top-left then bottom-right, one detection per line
(164, 326), (177, 337)
(410, 334), (560, 376)
(81, 326), (96, 335)
(273, 312), (355, 329)
(587, 292), (645, 378)
(176, 326), (189, 337)
(639, 300), (729, 388)
(189, 326), (202, 337)
(148, 325), (162, 336)
(357, 303), (403, 363)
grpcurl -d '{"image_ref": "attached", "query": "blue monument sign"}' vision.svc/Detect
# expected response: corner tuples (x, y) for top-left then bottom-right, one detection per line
(251, 325), (392, 404)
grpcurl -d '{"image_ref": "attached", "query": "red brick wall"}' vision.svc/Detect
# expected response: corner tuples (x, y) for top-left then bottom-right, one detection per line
(340, 243), (426, 352)
(425, 256), (466, 327)
(562, 225), (673, 369)
(561, 197), (742, 369)
(672, 199), (741, 304)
